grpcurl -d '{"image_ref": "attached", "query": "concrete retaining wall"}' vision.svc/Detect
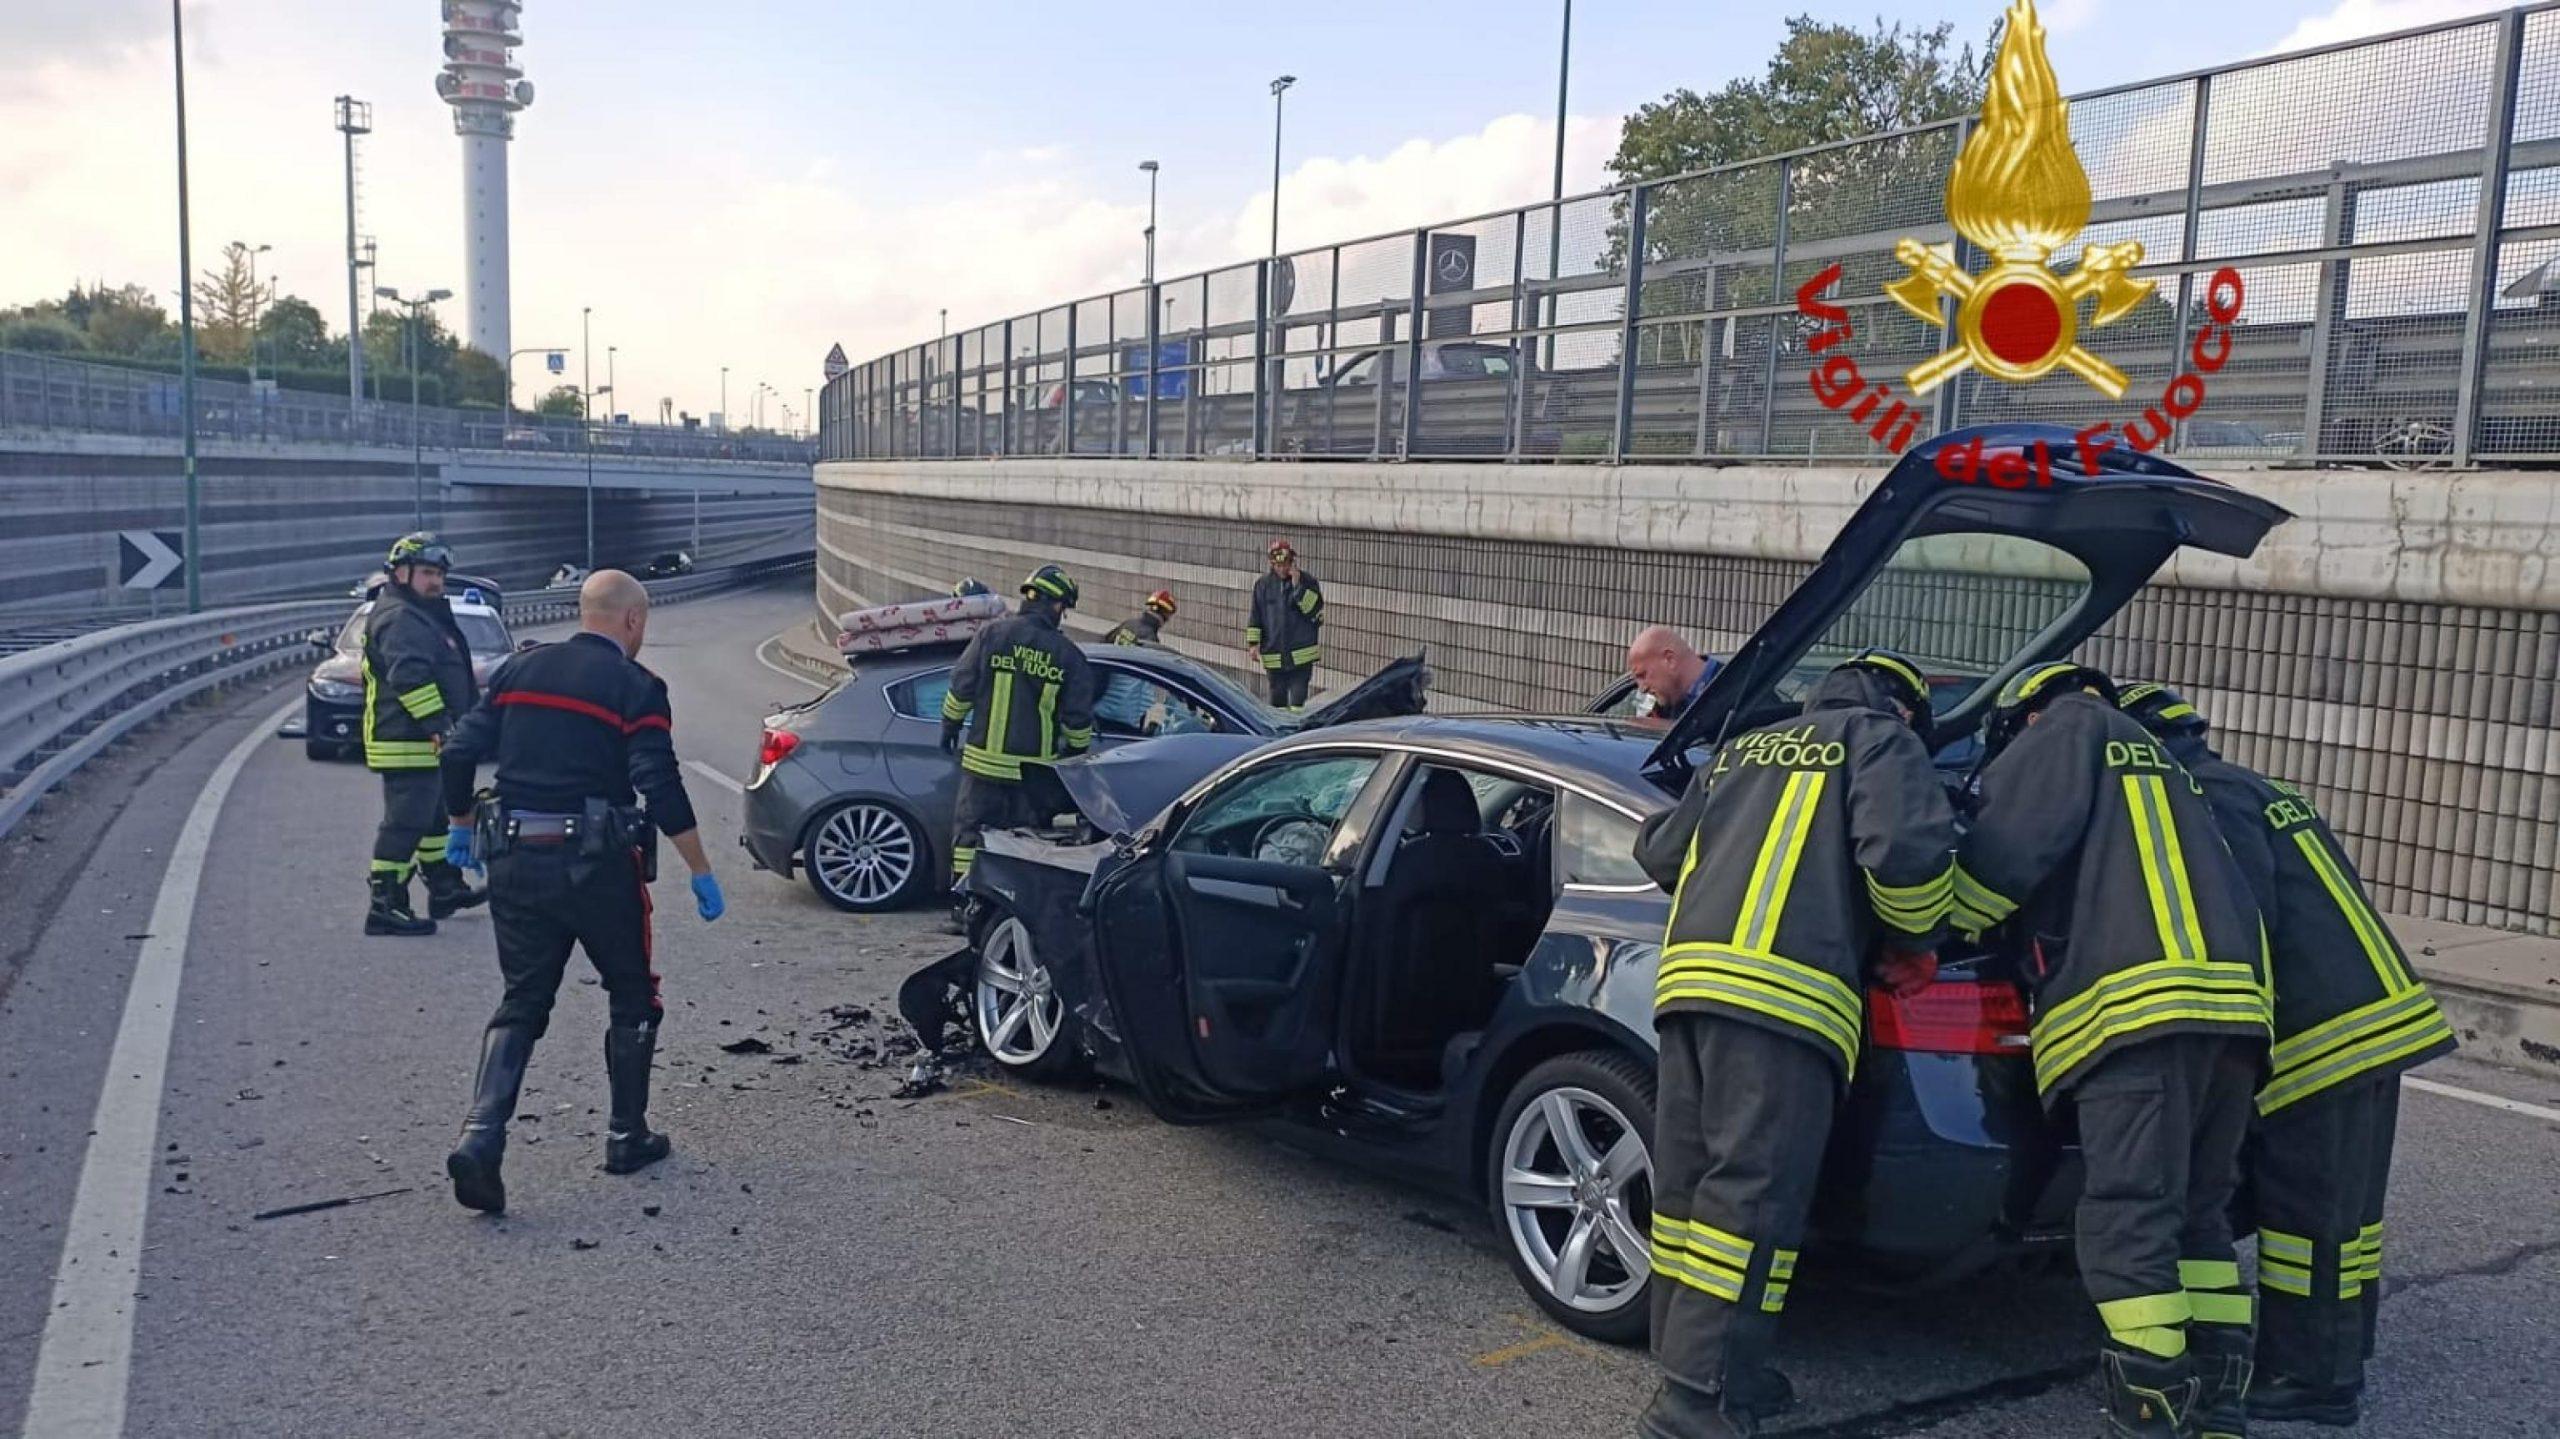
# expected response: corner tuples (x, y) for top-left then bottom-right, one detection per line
(3, 435), (814, 620)
(816, 457), (2560, 936)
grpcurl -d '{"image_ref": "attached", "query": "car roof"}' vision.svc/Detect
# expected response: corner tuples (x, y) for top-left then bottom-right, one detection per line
(1258, 713), (1675, 813)
(842, 636), (1238, 683)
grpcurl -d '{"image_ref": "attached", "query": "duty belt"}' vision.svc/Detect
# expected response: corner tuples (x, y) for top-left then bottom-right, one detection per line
(505, 811), (582, 845)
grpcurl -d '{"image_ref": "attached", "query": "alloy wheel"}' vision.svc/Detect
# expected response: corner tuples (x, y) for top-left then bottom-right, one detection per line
(1500, 1085), (1652, 1314)
(809, 801), (919, 909)
(974, 916), (1063, 1066)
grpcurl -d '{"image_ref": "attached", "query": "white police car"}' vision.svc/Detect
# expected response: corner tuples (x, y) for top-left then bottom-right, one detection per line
(302, 577), (516, 762)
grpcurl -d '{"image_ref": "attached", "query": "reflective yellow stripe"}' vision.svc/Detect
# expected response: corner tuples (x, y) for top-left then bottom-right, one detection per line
(2125, 775), (2205, 966)
(960, 748), (1023, 780)
(1294, 588), (1321, 615)
(1950, 862), (2016, 931)
(2357, 1225), (2384, 1281)
(2292, 829), (2414, 993)
(988, 670), (1016, 756)
(2030, 958), (2268, 1091)
(1659, 1214), (1752, 1267)
(1035, 679), (1059, 762)
(1260, 651), (1285, 669)
(950, 845), (977, 877)
(1759, 1283), (1790, 1313)
(2257, 1002), (2453, 1115)
(1865, 864), (1952, 934)
(1287, 645), (1321, 667)
(396, 682), (445, 719)
(1243, 625), (1263, 645)
(1733, 770), (1824, 954)
(941, 690), (971, 721)
(1059, 725), (1093, 749)
(2257, 1229), (2314, 1265)
(2191, 1292), (2253, 1325)
(2179, 1259), (2240, 1290)
(2098, 1292), (2193, 1354)
(2258, 1263), (2313, 1297)
(1658, 943), (1863, 1074)
(2036, 992), (2270, 1093)
(1649, 1214), (1747, 1302)
(415, 833), (448, 861)
(368, 858), (412, 876)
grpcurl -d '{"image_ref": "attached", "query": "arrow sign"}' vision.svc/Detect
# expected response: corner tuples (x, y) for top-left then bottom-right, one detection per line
(119, 530), (185, 591)
(823, 342), (849, 380)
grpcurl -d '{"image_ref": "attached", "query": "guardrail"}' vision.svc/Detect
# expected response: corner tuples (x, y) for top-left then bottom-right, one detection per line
(0, 553), (814, 840)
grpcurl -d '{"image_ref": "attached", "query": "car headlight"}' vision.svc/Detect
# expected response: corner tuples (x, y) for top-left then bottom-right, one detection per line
(309, 677), (363, 703)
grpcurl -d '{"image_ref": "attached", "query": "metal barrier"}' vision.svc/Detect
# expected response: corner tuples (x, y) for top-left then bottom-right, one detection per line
(0, 553), (814, 840)
(0, 351), (819, 466)
(825, 4), (2560, 470)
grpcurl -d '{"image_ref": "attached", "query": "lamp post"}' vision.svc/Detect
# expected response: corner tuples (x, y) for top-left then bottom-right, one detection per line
(376, 286), (452, 529)
(1268, 76), (1296, 262)
(172, 0), (202, 611)
(582, 306), (595, 570)
(720, 365), (729, 433)
(1545, 0), (1572, 369)
(237, 241), (272, 384)
(607, 345), (617, 425)
(502, 345), (563, 445)
(1139, 159), (1160, 285)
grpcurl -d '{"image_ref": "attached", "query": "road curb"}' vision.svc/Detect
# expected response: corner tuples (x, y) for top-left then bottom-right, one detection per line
(2416, 968), (2560, 1083)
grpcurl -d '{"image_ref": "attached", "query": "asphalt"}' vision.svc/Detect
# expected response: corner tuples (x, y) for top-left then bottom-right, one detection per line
(1, 580), (2554, 1438)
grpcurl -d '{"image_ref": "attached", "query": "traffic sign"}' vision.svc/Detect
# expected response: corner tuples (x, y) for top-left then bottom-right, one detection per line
(824, 343), (849, 380)
(546, 351), (566, 374)
(119, 530), (185, 591)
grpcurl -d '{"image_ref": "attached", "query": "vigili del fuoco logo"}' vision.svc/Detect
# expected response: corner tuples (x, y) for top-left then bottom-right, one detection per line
(1795, 0), (2247, 480)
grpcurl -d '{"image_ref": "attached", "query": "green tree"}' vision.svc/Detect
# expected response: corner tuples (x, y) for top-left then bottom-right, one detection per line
(0, 314), (87, 353)
(63, 283), (171, 356)
(255, 295), (333, 370)
(534, 385), (585, 418)
(190, 241), (271, 365)
(449, 346), (505, 407)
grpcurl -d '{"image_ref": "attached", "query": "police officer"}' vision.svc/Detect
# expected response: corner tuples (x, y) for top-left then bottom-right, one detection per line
(1110, 589), (1178, 645)
(435, 569), (724, 1214)
(2119, 683), (2454, 1431)
(361, 532), (484, 936)
(1631, 651), (1956, 1439)
(1245, 538), (1322, 710)
(940, 564), (1096, 924)
(1953, 663), (2270, 1438)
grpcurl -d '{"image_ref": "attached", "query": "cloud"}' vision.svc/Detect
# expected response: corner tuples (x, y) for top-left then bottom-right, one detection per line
(0, 0), (170, 66)
(2268, 0), (2509, 51)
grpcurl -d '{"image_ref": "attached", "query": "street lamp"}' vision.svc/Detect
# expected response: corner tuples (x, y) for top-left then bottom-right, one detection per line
(172, 0), (202, 611)
(607, 345), (617, 425)
(502, 345), (564, 443)
(583, 306), (596, 570)
(236, 241), (272, 384)
(720, 365), (729, 433)
(1139, 160), (1160, 286)
(1545, 1), (1573, 370)
(1269, 75), (1296, 261)
(375, 285), (452, 529)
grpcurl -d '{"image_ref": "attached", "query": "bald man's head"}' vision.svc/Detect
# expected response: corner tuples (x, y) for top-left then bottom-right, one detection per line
(1627, 626), (1706, 709)
(580, 569), (652, 656)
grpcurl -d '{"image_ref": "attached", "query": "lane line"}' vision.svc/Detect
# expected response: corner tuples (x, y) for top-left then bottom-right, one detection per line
(21, 697), (299, 1439)
(2406, 1075), (2560, 1126)
(683, 759), (745, 796)
(754, 631), (829, 691)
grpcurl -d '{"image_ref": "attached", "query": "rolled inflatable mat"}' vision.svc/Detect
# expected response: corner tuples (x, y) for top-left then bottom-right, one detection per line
(838, 612), (996, 656)
(837, 592), (1006, 636)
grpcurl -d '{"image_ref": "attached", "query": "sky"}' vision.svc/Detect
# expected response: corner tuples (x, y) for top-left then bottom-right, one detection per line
(0, 0), (2516, 424)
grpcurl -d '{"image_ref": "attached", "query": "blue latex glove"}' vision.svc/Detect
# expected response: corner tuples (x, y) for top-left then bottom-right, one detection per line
(446, 824), (479, 873)
(691, 872), (726, 922)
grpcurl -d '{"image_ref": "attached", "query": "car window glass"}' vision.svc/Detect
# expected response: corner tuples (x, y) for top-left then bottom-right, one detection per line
(336, 610), (367, 653)
(1478, 351), (1515, 378)
(1332, 353), (1378, 387)
(886, 668), (953, 721)
(1093, 670), (1220, 738)
(1778, 532), (2091, 716)
(1557, 795), (1652, 889)
(1172, 753), (1382, 866)
(453, 612), (510, 653)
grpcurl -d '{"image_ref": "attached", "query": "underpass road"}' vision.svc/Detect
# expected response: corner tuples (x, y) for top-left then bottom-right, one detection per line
(3, 582), (2555, 1437)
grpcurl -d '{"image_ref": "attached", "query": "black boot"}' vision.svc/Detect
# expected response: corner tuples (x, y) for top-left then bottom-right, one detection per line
(364, 872), (436, 936)
(422, 860), (488, 919)
(603, 1022), (672, 1174)
(1636, 1381), (1751, 1439)
(2245, 1374), (2359, 1428)
(2189, 1326), (2253, 1439)
(445, 1025), (535, 1213)
(2098, 1346), (2198, 1438)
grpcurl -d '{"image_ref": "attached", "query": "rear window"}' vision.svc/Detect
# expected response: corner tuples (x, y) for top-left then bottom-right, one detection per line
(1779, 532), (2091, 717)
(886, 668), (953, 721)
(454, 611), (510, 654)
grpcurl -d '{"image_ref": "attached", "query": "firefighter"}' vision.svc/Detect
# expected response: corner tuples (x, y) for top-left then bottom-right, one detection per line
(436, 570), (723, 1214)
(940, 565), (1097, 928)
(1110, 589), (1178, 645)
(360, 531), (484, 936)
(1245, 538), (1323, 710)
(2119, 683), (2454, 1431)
(1953, 663), (2271, 1439)
(1632, 650), (1957, 1439)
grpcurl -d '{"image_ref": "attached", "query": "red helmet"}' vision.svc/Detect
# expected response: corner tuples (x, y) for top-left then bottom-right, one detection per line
(1145, 589), (1177, 616)
(1266, 536), (1295, 561)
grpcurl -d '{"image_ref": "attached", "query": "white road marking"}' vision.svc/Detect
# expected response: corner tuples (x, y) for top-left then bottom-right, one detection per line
(22, 697), (299, 1439)
(754, 631), (829, 691)
(684, 758), (745, 795)
(2405, 1075), (2560, 1126)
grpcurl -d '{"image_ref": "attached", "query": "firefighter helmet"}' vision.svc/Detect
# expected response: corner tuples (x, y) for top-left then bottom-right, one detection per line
(1839, 649), (1931, 722)
(2118, 681), (2208, 738)
(1266, 536), (1295, 561)
(1020, 564), (1080, 608)
(1145, 589), (1177, 617)
(1985, 660), (2117, 760)
(385, 531), (454, 573)
(952, 578), (992, 598)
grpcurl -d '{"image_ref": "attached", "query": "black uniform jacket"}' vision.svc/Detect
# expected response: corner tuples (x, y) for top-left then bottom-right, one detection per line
(1108, 612), (1162, 646)
(1634, 669), (1959, 1083)
(1954, 692), (2270, 1097)
(1246, 570), (1324, 671)
(437, 631), (698, 840)
(2166, 733), (2453, 1114)
(362, 581), (476, 772)
(940, 605), (1097, 783)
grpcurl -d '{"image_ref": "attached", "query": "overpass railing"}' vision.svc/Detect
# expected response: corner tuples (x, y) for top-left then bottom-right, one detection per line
(0, 351), (818, 466)
(0, 552), (814, 840)
(824, 3), (2560, 471)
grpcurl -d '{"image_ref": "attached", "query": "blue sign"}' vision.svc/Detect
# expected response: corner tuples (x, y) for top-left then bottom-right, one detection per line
(545, 352), (565, 374)
(1119, 341), (1191, 399)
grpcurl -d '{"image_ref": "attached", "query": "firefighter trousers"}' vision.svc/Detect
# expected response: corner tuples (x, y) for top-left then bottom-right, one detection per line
(486, 844), (661, 1036)
(371, 769), (445, 879)
(2067, 1032), (2260, 1361)
(1650, 1016), (1835, 1417)
(951, 768), (1070, 881)
(1266, 665), (1312, 711)
(2248, 1074), (2400, 1390)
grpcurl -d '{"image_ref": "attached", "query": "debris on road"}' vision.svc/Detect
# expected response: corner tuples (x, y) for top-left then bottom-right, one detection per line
(571, 1238), (599, 1251)
(717, 1037), (772, 1055)
(251, 1186), (415, 1222)
(891, 1061), (945, 1100)
(643, 1204), (662, 1217)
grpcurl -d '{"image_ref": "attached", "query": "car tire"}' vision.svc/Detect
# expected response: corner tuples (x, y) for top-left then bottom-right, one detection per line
(1487, 1049), (1657, 1345)
(800, 798), (931, 913)
(970, 909), (1083, 1083)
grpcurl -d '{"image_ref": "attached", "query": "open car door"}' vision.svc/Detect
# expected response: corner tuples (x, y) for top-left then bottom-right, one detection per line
(1082, 749), (1398, 1124)
(1647, 422), (2291, 778)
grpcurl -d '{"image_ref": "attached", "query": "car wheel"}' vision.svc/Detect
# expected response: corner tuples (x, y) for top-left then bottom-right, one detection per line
(1488, 1050), (1656, 1345)
(802, 799), (930, 912)
(972, 912), (1081, 1081)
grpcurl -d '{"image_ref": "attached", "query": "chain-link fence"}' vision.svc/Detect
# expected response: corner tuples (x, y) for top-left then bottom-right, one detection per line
(826, 5), (2560, 471)
(0, 351), (818, 466)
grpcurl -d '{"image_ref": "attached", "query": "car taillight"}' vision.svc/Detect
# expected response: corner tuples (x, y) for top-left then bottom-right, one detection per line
(757, 728), (800, 769)
(1868, 979), (2032, 1055)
